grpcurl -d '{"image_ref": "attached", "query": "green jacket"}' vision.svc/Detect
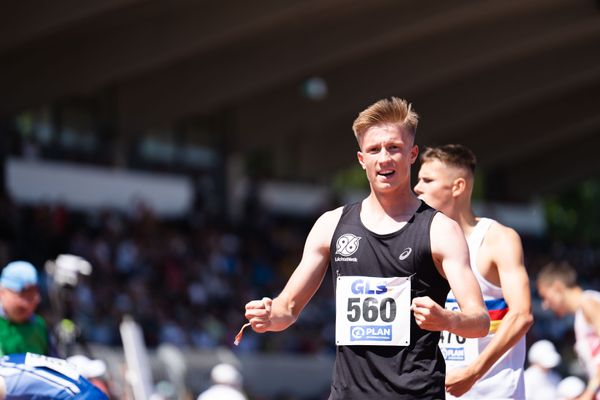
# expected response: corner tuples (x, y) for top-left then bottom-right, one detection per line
(0, 313), (49, 356)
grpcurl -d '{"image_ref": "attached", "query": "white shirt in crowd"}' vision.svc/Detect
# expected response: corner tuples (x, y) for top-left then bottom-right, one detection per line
(524, 364), (561, 400)
(197, 384), (247, 400)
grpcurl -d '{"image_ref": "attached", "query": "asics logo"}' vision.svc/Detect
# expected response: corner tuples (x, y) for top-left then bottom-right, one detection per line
(399, 248), (412, 260)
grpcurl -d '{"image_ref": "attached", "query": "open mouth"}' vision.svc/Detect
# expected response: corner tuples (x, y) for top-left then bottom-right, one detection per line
(378, 170), (395, 177)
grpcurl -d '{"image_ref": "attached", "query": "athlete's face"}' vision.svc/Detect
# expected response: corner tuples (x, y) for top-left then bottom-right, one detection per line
(0, 286), (40, 323)
(414, 160), (456, 212)
(537, 281), (569, 317)
(357, 124), (418, 193)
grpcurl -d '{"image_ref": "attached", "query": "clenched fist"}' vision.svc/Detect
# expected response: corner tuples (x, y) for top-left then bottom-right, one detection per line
(244, 297), (273, 333)
(411, 296), (450, 331)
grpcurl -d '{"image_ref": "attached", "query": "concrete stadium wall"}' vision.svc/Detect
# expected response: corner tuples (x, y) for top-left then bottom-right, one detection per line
(86, 344), (334, 398)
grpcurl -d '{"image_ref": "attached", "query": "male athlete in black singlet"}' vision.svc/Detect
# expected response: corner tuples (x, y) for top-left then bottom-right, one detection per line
(245, 97), (489, 399)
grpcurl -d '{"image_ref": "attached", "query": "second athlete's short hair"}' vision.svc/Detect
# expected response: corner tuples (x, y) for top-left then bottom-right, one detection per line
(352, 97), (419, 145)
(537, 261), (578, 288)
(420, 144), (477, 175)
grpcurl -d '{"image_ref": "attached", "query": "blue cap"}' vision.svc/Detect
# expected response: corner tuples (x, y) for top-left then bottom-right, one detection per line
(0, 261), (39, 292)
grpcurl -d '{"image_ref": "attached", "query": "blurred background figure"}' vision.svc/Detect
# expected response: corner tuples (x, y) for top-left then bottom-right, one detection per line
(557, 376), (586, 400)
(149, 380), (178, 400)
(45, 254), (93, 357)
(197, 363), (247, 400)
(157, 344), (190, 400)
(0, 353), (107, 399)
(524, 339), (562, 400)
(536, 262), (600, 400)
(0, 261), (53, 356)
(67, 354), (112, 398)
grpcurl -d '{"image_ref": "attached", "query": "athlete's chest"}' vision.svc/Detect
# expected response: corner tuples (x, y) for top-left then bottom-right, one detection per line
(331, 229), (419, 277)
(473, 244), (501, 286)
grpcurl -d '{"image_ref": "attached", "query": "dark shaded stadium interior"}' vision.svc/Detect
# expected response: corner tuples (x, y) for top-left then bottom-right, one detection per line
(2, 0), (600, 198)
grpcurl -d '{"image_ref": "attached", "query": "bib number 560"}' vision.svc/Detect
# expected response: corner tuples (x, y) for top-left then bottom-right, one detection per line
(347, 297), (396, 322)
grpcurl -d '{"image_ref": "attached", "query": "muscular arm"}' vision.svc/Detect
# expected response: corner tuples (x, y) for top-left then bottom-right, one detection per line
(464, 224), (534, 381)
(416, 213), (488, 338)
(245, 208), (341, 332)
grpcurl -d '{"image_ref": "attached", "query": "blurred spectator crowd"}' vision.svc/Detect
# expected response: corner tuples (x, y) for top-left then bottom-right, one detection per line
(0, 193), (335, 356)
(0, 191), (599, 370)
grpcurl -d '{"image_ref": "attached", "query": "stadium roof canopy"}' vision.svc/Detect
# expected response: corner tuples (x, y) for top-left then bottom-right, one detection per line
(1, 0), (599, 200)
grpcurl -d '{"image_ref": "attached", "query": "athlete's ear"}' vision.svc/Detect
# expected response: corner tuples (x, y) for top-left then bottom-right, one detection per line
(410, 145), (419, 165)
(357, 151), (366, 170)
(451, 177), (467, 198)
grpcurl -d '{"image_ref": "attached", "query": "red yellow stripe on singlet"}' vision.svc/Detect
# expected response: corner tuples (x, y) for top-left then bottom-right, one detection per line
(446, 298), (508, 334)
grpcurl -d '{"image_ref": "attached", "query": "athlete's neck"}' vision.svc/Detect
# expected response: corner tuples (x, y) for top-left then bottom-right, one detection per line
(456, 211), (479, 238)
(445, 200), (478, 237)
(364, 190), (421, 220)
(565, 286), (584, 314)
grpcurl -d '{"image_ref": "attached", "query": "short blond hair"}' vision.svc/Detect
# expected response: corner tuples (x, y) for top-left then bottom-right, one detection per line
(352, 97), (419, 145)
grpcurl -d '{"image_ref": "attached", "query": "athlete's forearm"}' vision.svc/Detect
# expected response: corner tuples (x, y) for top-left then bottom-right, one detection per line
(469, 309), (533, 376)
(448, 307), (490, 338)
(266, 294), (300, 332)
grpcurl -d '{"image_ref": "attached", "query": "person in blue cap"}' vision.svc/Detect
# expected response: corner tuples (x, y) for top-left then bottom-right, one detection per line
(0, 261), (53, 356)
(0, 352), (108, 399)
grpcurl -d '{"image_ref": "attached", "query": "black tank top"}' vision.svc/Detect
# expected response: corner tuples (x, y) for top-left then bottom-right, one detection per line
(328, 201), (449, 400)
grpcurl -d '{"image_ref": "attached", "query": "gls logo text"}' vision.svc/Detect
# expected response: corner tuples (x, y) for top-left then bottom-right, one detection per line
(351, 279), (387, 295)
(336, 233), (361, 256)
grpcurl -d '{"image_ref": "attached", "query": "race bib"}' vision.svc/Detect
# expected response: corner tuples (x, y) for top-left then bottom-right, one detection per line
(24, 352), (80, 380)
(335, 275), (411, 346)
(438, 299), (479, 367)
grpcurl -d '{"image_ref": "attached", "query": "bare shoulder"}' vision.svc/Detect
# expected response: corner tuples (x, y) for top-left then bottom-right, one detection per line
(430, 212), (471, 280)
(431, 212), (462, 236)
(484, 220), (523, 253)
(316, 206), (344, 228)
(581, 294), (600, 318)
(486, 220), (522, 242)
(308, 206), (344, 247)
(430, 212), (465, 258)
(482, 221), (526, 274)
